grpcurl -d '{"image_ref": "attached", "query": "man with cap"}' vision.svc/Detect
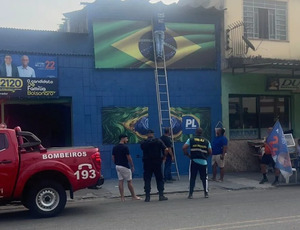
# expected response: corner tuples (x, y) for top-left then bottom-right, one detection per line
(140, 129), (168, 202)
(183, 128), (212, 199)
(112, 134), (140, 202)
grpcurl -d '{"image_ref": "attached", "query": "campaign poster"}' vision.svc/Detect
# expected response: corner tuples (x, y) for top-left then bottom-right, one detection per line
(93, 20), (216, 69)
(0, 54), (58, 98)
(102, 107), (149, 144)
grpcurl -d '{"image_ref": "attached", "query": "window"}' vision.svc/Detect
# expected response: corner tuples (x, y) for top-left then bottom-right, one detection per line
(229, 97), (259, 139)
(229, 96), (290, 139)
(243, 0), (287, 40)
(259, 96), (290, 137)
(0, 133), (8, 151)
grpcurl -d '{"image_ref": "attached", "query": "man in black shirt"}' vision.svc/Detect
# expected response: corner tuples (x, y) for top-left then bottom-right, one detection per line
(141, 129), (168, 202)
(160, 127), (175, 183)
(112, 134), (140, 202)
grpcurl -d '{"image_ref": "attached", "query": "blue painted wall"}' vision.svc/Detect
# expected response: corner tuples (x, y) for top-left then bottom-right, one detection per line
(58, 59), (222, 178)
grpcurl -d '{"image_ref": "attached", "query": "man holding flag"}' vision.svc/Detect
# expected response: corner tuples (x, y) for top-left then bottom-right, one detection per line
(260, 122), (293, 185)
(259, 127), (280, 186)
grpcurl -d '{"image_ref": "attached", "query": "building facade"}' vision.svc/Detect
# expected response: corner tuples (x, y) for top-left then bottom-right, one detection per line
(223, 0), (300, 140)
(221, 0), (300, 172)
(0, 0), (224, 178)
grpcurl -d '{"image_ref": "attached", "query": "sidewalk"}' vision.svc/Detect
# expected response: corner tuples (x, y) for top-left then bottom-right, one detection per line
(74, 172), (278, 200)
(0, 172), (294, 211)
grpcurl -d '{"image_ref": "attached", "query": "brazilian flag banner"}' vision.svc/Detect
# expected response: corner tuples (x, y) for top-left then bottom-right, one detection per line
(93, 20), (216, 69)
(101, 107), (210, 145)
(102, 107), (149, 145)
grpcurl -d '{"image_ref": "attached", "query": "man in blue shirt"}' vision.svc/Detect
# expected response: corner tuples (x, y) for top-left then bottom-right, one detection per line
(183, 128), (212, 199)
(18, 55), (36, 78)
(212, 128), (228, 182)
(153, 11), (166, 60)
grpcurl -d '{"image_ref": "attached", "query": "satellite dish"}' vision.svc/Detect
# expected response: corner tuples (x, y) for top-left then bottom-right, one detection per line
(242, 35), (255, 51)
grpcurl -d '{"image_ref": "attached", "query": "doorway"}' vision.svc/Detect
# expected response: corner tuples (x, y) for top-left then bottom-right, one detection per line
(3, 100), (72, 148)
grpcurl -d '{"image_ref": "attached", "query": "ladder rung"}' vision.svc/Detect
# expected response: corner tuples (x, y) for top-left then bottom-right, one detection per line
(160, 101), (168, 103)
(161, 110), (169, 112)
(157, 75), (166, 77)
(159, 84), (166, 86)
(160, 92), (167, 94)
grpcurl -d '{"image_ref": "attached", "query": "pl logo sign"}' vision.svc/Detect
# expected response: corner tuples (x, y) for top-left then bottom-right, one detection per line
(182, 115), (200, 134)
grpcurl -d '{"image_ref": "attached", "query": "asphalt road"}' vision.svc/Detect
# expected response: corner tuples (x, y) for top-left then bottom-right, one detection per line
(1, 187), (300, 230)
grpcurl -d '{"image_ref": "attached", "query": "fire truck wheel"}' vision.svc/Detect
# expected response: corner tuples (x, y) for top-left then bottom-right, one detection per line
(27, 180), (67, 218)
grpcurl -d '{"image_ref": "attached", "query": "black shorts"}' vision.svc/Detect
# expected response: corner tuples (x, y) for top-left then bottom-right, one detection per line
(261, 154), (275, 168)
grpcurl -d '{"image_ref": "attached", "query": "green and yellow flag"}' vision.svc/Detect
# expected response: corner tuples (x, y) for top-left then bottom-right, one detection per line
(93, 20), (216, 69)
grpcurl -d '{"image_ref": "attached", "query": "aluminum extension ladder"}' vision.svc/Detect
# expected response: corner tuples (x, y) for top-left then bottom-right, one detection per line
(152, 21), (180, 180)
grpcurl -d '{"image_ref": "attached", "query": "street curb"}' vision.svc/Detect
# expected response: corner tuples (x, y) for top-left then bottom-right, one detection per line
(73, 185), (277, 201)
(0, 184), (288, 210)
(277, 183), (300, 187)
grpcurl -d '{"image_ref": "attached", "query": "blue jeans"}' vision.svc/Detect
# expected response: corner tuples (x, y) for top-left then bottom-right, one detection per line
(154, 31), (165, 58)
(164, 155), (172, 181)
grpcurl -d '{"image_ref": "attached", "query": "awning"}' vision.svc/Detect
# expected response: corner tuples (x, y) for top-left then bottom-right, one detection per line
(227, 57), (300, 75)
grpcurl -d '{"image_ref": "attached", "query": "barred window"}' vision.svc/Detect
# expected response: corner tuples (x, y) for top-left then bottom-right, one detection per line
(243, 0), (287, 40)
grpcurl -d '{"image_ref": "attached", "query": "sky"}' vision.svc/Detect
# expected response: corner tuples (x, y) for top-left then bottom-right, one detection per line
(0, 0), (179, 31)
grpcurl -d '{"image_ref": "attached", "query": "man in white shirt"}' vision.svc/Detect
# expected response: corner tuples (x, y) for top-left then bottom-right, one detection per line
(17, 55), (36, 78)
(0, 55), (19, 77)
